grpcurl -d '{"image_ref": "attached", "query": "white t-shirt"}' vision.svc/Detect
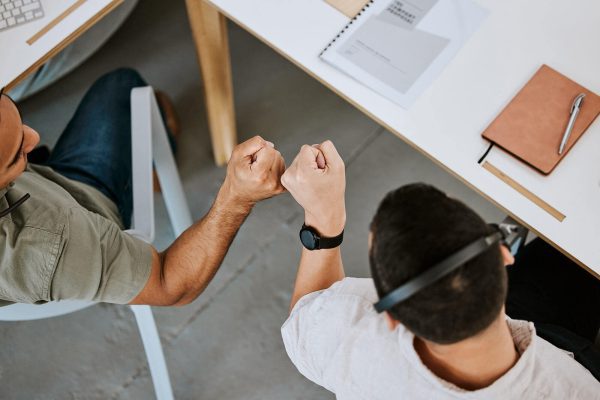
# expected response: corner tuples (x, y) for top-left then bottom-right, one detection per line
(281, 277), (600, 399)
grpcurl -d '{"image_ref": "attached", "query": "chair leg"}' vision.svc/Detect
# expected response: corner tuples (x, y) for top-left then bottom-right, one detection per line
(131, 305), (174, 400)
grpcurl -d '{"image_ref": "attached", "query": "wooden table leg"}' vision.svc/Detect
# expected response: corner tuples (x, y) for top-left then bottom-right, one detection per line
(185, 0), (237, 166)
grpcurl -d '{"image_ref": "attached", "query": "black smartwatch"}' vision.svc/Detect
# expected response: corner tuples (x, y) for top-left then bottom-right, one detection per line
(299, 224), (344, 250)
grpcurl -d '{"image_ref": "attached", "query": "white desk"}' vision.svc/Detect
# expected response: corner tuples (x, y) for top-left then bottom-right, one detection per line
(204, 0), (600, 277)
(0, 0), (122, 89)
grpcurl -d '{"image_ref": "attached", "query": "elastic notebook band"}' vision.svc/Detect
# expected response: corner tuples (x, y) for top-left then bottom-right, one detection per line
(478, 142), (494, 164)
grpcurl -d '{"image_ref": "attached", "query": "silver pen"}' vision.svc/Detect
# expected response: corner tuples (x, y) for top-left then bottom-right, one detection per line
(558, 93), (586, 155)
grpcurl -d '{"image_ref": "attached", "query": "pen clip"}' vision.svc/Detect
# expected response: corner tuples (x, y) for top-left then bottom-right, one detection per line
(570, 93), (586, 114)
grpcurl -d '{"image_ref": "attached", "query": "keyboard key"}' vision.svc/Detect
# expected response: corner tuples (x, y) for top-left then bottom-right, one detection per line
(0, 0), (43, 31)
(20, 2), (39, 12)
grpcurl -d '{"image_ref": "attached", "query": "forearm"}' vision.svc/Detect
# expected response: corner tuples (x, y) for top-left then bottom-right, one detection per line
(290, 247), (345, 311)
(159, 187), (252, 305)
(280, 139), (347, 312)
(289, 208), (346, 311)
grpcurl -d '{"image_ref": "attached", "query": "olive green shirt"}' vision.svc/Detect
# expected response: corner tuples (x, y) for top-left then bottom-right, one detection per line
(0, 165), (152, 306)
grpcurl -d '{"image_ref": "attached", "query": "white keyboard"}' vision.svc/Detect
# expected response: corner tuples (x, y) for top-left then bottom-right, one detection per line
(0, 0), (44, 32)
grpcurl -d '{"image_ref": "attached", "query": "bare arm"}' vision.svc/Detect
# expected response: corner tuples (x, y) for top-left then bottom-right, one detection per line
(282, 141), (346, 311)
(290, 247), (345, 312)
(131, 187), (251, 306)
(131, 136), (286, 306)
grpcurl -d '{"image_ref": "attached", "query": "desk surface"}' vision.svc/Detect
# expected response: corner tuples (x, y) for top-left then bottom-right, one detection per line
(207, 0), (600, 277)
(0, 0), (121, 89)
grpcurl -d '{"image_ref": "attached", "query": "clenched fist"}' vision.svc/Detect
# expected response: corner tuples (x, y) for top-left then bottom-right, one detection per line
(221, 136), (286, 210)
(281, 140), (346, 236)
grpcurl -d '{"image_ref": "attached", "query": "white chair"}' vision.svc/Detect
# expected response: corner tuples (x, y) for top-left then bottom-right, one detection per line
(0, 87), (193, 400)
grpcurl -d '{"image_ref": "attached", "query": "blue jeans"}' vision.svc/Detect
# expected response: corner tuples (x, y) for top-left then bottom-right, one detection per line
(46, 68), (156, 228)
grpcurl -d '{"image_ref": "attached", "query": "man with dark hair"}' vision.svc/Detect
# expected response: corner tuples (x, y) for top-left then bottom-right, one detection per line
(369, 183), (508, 346)
(280, 142), (599, 399)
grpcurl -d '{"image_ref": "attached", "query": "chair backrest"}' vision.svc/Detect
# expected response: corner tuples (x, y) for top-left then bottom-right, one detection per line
(0, 86), (191, 321)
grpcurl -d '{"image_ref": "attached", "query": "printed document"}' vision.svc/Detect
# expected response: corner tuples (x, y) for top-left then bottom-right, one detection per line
(321, 0), (488, 108)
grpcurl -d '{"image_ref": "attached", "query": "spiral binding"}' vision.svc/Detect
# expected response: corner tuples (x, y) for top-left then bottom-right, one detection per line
(319, 0), (375, 57)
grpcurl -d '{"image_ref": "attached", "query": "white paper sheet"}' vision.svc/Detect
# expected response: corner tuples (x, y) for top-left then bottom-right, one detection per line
(321, 0), (488, 108)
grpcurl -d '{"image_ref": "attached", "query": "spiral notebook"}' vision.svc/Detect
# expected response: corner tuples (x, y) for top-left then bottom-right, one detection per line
(320, 0), (488, 108)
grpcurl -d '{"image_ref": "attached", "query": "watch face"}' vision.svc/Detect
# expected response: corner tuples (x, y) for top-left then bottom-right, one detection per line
(300, 228), (318, 250)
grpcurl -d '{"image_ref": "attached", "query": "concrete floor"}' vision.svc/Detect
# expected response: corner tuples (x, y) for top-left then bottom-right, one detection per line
(0, 1), (510, 399)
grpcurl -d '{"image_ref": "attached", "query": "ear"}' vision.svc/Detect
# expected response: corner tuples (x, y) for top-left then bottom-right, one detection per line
(384, 312), (400, 331)
(500, 245), (515, 266)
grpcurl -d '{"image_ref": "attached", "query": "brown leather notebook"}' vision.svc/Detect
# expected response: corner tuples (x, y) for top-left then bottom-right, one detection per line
(481, 64), (600, 175)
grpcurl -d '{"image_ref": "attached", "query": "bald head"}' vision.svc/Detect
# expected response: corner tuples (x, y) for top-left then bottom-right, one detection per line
(0, 93), (40, 188)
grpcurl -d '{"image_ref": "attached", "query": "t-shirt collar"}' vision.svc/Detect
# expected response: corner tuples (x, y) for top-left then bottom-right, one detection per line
(397, 318), (537, 397)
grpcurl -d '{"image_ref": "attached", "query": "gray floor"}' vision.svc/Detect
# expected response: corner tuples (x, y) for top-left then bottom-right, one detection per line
(1, 1), (508, 399)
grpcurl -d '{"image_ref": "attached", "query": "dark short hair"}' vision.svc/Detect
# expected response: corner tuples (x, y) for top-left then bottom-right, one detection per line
(369, 183), (506, 344)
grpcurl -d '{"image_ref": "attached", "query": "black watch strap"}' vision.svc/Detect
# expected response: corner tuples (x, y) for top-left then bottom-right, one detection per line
(317, 230), (344, 249)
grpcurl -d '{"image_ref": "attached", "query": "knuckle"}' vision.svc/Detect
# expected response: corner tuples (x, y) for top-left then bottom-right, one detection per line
(255, 136), (266, 147)
(296, 172), (306, 184)
(231, 147), (242, 159)
(249, 135), (262, 144)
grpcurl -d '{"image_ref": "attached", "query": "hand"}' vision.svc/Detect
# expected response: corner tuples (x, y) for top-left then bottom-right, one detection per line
(281, 140), (346, 236)
(220, 136), (286, 210)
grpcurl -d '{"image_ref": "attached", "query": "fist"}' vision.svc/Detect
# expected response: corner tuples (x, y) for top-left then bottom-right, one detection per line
(222, 136), (286, 208)
(281, 140), (346, 236)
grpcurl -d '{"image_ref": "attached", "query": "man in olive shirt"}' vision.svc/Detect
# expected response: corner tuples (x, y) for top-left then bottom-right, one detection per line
(0, 69), (286, 306)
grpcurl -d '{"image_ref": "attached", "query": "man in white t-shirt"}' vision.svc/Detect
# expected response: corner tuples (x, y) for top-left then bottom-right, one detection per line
(280, 141), (600, 399)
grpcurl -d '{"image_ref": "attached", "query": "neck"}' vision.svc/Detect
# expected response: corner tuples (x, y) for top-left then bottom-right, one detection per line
(414, 315), (519, 390)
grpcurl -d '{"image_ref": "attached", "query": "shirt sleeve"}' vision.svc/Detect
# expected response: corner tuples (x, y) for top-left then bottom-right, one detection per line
(50, 207), (153, 304)
(281, 277), (378, 390)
